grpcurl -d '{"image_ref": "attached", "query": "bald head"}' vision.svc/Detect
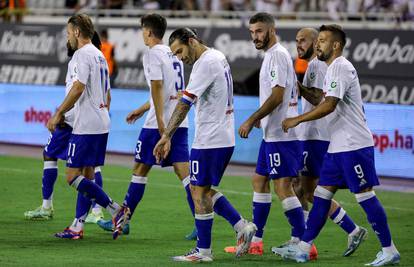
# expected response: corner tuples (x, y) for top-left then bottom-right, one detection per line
(296, 27), (318, 60)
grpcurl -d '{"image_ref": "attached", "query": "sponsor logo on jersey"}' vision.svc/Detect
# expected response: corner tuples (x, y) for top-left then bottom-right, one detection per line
(330, 81), (337, 89)
(270, 70), (276, 80)
(190, 175), (197, 182)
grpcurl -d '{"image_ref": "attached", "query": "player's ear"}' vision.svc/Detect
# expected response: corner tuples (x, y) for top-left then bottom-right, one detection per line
(188, 37), (196, 48)
(333, 41), (340, 51)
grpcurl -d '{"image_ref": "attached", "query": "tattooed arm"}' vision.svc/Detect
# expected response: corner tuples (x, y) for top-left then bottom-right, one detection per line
(164, 101), (191, 138)
(153, 100), (191, 162)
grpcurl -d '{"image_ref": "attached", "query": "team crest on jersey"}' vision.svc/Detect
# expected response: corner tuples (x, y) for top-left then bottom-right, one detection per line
(270, 70), (276, 80)
(330, 81), (337, 89)
(310, 72), (315, 80)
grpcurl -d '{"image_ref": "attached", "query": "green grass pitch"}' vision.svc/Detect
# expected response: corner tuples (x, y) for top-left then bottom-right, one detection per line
(0, 155), (413, 266)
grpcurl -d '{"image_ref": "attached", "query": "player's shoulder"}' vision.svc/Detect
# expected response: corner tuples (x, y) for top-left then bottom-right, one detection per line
(267, 43), (290, 62)
(328, 56), (353, 74)
(74, 44), (101, 60)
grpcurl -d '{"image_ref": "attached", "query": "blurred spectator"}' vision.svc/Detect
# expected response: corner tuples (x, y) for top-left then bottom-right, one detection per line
(100, 29), (118, 88)
(255, 0), (280, 13)
(0, 0), (26, 23)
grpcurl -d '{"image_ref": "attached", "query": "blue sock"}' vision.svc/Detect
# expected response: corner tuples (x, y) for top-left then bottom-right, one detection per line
(356, 191), (392, 247)
(94, 167), (103, 187)
(75, 192), (92, 219)
(212, 192), (241, 227)
(302, 186), (333, 243)
(70, 175), (111, 208)
(195, 213), (214, 249)
(92, 167), (104, 209)
(330, 206), (357, 234)
(282, 196), (305, 239)
(252, 192), (272, 238)
(182, 176), (195, 216)
(123, 175), (147, 217)
(42, 161), (58, 201)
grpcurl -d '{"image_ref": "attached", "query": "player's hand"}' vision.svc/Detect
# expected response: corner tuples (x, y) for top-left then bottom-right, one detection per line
(239, 119), (255, 138)
(47, 112), (64, 132)
(126, 109), (145, 124)
(282, 117), (300, 133)
(153, 134), (171, 163)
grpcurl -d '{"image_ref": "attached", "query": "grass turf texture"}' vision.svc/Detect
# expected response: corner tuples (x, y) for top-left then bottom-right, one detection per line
(0, 155), (413, 267)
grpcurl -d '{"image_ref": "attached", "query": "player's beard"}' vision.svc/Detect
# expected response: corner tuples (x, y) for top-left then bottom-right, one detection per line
(299, 45), (314, 60)
(67, 41), (76, 57)
(317, 48), (332, 62)
(254, 30), (271, 50)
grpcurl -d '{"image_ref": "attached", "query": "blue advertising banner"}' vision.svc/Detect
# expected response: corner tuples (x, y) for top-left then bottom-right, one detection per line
(0, 84), (413, 178)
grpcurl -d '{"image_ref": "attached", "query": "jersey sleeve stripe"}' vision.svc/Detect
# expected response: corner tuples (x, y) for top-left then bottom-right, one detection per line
(183, 90), (196, 99)
(180, 96), (193, 106)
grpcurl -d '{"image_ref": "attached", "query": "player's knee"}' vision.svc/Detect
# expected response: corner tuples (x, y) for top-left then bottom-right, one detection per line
(274, 178), (294, 199)
(305, 192), (314, 203)
(43, 153), (56, 161)
(252, 174), (270, 193)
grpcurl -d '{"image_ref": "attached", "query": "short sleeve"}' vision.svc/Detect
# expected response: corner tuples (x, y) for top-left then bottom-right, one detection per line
(147, 50), (163, 81)
(185, 60), (216, 99)
(325, 63), (348, 99)
(268, 52), (288, 89)
(302, 62), (313, 88)
(74, 53), (90, 85)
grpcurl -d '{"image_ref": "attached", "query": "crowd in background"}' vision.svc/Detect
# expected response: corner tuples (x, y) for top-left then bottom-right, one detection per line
(1, 0), (413, 22)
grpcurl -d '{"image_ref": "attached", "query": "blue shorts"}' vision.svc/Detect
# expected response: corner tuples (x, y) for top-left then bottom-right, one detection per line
(189, 146), (234, 187)
(319, 146), (380, 193)
(66, 133), (108, 168)
(301, 140), (330, 177)
(134, 128), (189, 167)
(44, 124), (73, 160)
(256, 140), (303, 179)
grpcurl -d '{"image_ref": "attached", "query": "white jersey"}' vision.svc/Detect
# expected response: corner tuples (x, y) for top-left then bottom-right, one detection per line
(323, 56), (374, 153)
(70, 43), (110, 135)
(259, 43), (299, 142)
(142, 44), (188, 129)
(300, 57), (330, 141)
(64, 58), (75, 127)
(183, 49), (235, 149)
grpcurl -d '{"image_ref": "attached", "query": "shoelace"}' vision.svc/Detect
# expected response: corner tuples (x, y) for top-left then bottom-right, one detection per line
(184, 248), (199, 256)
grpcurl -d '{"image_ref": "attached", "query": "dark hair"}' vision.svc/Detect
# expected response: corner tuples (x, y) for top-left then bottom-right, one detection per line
(100, 29), (108, 39)
(141, 13), (167, 39)
(319, 24), (346, 49)
(92, 31), (101, 50)
(67, 30), (101, 57)
(168, 28), (202, 46)
(68, 13), (95, 39)
(249, 12), (275, 26)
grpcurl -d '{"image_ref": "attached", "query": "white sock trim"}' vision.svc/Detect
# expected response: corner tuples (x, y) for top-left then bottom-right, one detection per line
(94, 167), (101, 173)
(195, 213), (214, 220)
(198, 248), (212, 256)
(44, 161), (57, 169)
(314, 186), (334, 200)
(233, 218), (247, 233)
(355, 191), (376, 203)
(212, 192), (224, 206)
(281, 196), (302, 211)
(332, 208), (346, 224)
(181, 176), (190, 187)
(253, 192), (272, 203)
(70, 175), (85, 189)
(131, 175), (148, 184)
